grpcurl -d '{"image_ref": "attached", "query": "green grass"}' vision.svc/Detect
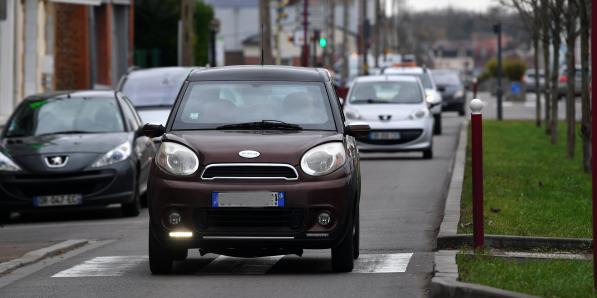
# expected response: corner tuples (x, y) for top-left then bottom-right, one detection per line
(457, 253), (597, 298)
(458, 121), (592, 238)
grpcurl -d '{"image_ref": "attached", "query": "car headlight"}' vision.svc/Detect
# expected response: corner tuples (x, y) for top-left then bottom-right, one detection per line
(344, 108), (362, 120)
(91, 141), (132, 168)
(426, 90), (441, 104)
(300, 142), (347, 176)
(454, 90), (464, 98)
(409, 109), (428, 120)
(156, 142), (199, 176)
(0, 152), (21, 172)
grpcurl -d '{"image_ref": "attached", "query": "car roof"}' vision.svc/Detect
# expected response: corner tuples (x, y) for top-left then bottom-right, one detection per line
(23, 90), (116, 101)
(353, 75), (419, 83)
(188, 65), (331, 82)
(383, 67), (426, 74)
(127, 67), (193, 77)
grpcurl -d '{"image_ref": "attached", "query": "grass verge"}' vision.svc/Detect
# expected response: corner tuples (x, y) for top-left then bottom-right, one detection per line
(457, 253), (596, 298)
(458, 120), (591, 238)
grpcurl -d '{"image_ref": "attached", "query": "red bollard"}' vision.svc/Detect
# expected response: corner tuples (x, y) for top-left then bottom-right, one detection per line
(470, 99), (484, 249)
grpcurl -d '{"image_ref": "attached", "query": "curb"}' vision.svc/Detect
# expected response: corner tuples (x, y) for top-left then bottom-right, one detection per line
(437, 234), (592, 251)
(0, 239), (88, 276)
(431, 277), (539, 298)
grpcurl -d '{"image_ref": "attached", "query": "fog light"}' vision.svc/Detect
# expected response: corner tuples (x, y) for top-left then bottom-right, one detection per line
(168, 211), (181, 225)
(169, 231), (193, 238)
(317, 212), (332, 226)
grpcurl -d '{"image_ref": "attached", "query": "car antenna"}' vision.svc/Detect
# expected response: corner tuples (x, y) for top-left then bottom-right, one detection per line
(260, 23), (264, 66)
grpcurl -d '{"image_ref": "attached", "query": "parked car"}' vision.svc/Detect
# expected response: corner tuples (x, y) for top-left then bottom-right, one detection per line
(523, 68), (546, 93)
(117, 67), (193, 126)
(0, 91), (156, 222)
(144, 66), (370, 274)
(557, 65), (584, 98)
(432, 69), (466, 116)
(382, 67), (443, 134)
(343, 75), (434, 158)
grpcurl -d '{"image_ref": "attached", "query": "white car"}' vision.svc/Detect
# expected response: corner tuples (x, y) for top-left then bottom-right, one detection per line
(343, 75), (434, 158)
(382, 67), (443, 134)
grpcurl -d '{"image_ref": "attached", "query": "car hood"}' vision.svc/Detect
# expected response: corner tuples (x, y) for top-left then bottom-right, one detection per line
(137, 108), (172, 126)
(2, 132), (130, 157)
(167, 130), (343, 165)
(346, 104), (426, 121)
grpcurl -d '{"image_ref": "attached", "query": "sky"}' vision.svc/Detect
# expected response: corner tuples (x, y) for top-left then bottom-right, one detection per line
(403, 0), (496, 12)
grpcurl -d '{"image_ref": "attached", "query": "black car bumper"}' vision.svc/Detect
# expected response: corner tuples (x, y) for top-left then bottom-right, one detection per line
(0, 161), (136, 211)
(441, 94), (465, 111)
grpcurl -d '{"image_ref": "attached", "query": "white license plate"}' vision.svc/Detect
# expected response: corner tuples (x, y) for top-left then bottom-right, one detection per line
(370, 131), (401, 140)
(212, 192), (285, 208)
(33, 194), (82, 207)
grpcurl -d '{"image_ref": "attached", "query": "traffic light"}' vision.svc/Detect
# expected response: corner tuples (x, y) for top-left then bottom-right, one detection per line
(319, 37), (327, 48)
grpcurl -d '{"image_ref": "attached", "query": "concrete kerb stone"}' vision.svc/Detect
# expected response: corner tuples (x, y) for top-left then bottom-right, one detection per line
(437, 234), (592, 251)
(431, 277), (540, 298)
(0, 239), (88, 276)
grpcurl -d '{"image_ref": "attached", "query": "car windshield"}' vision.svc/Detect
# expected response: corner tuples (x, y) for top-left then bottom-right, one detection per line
(172, 81), (335, 130)
(121, 69), (189, 107)
(349, 81), (423, 104)
(432, 72), (461, 86)
(5, 97), (125, 137)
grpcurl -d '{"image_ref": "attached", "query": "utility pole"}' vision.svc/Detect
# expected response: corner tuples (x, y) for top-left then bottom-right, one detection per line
(260, 0), (273, 65)
(359, 0), (369, 75)
(340, 0), (349, 85)
(275, 0), (288, 65)
(327, 0), (336, 68)
(374, 0), (380, 68)
(494, 23), (503, 120)
(302, 0), (309, 67)
(180, 0), (195, 66)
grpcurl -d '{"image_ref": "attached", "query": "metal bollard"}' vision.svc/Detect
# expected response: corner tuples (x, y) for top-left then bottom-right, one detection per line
(470, 99), (484, 249)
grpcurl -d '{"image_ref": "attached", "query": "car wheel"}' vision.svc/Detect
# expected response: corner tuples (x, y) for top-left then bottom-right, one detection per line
(0, 210), (11, 223)
(423, 147), (433, 159)
(122, 177), (141, 217)
(331, 214), (355, 272)
(458, 104), (466, 116)
(353, 207), (360, 260)
(149, 225), (174, 274)
(433, 114), (442, 135)
(173, 249), (188, 261)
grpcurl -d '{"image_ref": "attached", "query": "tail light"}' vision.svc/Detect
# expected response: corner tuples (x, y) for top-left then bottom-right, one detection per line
(559, 75), (568, 83)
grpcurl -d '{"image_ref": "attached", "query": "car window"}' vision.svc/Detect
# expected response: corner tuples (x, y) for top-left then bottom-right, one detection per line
(349, 81), (423, 104)
(121, 69), (188, 107)
(6, 97), (124, 137)
(119, 96), (139, 130)
(172, 81), (335, 130)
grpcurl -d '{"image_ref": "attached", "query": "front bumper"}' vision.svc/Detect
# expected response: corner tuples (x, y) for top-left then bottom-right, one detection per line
(354, 119), (433, 152)
(148, 170), (357, 250)
(441, 94), (465, 111)
(0, 161), (136, 210)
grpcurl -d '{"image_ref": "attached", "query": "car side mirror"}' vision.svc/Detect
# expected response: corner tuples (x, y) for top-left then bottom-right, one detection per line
(143, 123), (165, 138)
(345, 122), (370, 138)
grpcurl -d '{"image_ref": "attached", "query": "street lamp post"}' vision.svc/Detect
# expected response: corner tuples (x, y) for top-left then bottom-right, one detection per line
(494, 23), (503, 121)
(470, 98), (485, 249)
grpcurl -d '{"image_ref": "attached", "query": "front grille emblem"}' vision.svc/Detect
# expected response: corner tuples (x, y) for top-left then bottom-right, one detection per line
(45, 156), (68, 168)
(379, 115), (392, 121)
(239, 150), (260, 159)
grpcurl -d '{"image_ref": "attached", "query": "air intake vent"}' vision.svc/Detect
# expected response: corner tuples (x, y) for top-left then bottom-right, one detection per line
(201, 163), (298, 180)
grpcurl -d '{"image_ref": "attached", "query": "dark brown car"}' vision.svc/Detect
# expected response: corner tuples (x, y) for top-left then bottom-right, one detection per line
(143, 66), (370, 274)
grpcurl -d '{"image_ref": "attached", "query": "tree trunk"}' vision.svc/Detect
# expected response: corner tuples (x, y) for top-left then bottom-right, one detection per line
(259, 0), (273, 64)
(564, 0), (577, 159)
(579, 0), (591, 172)
(341, 0), (349, 86)
(541, 0), (551, 135)
(533, 35), (541, 127)
(549, 0), (563, 145)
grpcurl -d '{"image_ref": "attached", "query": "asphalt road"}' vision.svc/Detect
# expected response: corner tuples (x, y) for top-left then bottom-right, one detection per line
(0, 114), (463, 298)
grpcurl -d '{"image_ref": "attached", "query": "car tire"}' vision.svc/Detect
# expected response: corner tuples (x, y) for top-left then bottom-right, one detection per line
(458, 104), (466, 116)
(149, 225), (174, 274)
(433, 114), (442, 135)
(122, 177), (141, 217)
(353, 207), (360, 260)
(423, 147), (433, 159)
(331, 214), (355, 272)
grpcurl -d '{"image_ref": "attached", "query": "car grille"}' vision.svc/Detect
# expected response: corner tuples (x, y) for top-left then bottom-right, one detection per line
(195, 208), (304, 232)
(201, 164), (298, 180)
(357, 129), (424, 145)
(1, 170), (116, 198)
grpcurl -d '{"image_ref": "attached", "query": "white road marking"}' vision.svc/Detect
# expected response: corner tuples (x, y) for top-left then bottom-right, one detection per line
(352, 253), (413, 274)
(200, 255), (284, 275)
(52, 256), (147, 277)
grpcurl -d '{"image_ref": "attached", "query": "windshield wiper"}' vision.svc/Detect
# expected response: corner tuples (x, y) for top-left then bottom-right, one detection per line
(216, 120), (303, 131)
(351, 99), (390, 104)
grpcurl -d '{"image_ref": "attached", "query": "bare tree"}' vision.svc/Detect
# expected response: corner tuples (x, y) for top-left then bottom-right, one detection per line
(548, 0), (563, 145)
(259, 0), (273, 64)
(340, 0), (350, 86)
(540, 0), (552, 135)
(579, 0), (591, 172)
(563, 0), (579, 159)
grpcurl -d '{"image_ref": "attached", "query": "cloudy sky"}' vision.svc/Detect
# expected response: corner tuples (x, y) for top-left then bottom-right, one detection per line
(404, 0), (497, 12)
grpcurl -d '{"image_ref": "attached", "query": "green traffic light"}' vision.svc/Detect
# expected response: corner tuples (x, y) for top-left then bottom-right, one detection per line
(319, 37), (327, 48)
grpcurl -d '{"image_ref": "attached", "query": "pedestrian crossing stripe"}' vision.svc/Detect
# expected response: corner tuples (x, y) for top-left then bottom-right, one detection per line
(51, 253), (413, 277)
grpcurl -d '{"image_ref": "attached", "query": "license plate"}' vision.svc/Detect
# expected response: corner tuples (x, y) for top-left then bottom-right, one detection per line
(369, 131), (401, 140)
(33, 194), (82, 207)
(212, 192), (285, 208)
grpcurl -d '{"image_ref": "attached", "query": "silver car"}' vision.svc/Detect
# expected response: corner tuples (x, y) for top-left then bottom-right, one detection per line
(343, 76), (434, 158)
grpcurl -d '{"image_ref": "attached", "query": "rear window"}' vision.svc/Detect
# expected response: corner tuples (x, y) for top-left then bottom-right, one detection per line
(121, 69), (188, 107)
(172, 81), (335, 130)
(349, 81), (423, 104)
